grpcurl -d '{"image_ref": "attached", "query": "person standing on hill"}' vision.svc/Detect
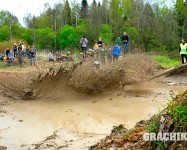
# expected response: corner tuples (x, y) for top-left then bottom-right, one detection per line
(13, 42), (17, 57)
(6, 48), (10, 57)
(115, 36), (122, 49)
(8, 50), (14, 67)
(80, 36), (88, 60)
(29, 48), (36, 66)
(179, 39), (187, 64)
(15, 46), (25, 68)
(18, 40), (22, 46)
(32, 45), (37, 56)
(122, 32), (129, 54)
(22, 42), (26, 58)
(112, 43), (120, 63)
(26, 45), (31, 59)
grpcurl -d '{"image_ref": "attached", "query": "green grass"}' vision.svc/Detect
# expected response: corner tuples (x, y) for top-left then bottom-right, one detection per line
(145, 116), (159, 133)
(0, 61), (31, 70)
(150, 55), (181, 68)
(168, 92), (187, 132)
(37, 56), (48, 61)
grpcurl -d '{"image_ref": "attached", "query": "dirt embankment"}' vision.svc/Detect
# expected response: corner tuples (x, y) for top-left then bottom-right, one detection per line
(0, 71), (30, 99)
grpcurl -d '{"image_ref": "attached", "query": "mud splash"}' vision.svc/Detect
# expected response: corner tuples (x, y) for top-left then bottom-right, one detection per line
(27, 54), (156, 99)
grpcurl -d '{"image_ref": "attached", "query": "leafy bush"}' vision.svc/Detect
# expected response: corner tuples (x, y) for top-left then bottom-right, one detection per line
(100, 24), (112, 45)
(0, 25), (10, 41)
(58, 25), (78, 49)
(36, 27), (55, 49)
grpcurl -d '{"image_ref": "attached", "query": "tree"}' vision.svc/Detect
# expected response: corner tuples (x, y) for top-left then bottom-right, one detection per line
(0, 0), (184, 52)
(100, 24), (112, 45)
(58, 25), (77, 49)
(110, 0), (124, 38)
(64, 0), (72, 25)
(0, 26), (10, 41)
(175, 0), (185, 26)
(71, 1), (80, 27)
(0, 10), (19, 41)
(101, 0), (110, 24)
(80, 0), (88, 19)
(23, 13), (33, 28)
(36, 28), (55, 49)
(0, 10), (19, 27)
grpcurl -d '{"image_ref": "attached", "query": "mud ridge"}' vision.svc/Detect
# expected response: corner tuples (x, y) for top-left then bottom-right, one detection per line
(27, 54), (156, 99)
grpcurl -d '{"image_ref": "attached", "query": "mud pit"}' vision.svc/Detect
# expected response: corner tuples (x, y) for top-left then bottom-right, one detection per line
(0, 55), (186, 150)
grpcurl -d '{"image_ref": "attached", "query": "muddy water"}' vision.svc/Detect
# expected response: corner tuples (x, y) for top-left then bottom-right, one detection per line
(0, 81), (186, 150)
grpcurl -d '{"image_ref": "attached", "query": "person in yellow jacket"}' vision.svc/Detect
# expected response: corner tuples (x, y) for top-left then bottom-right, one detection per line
(179, 39), (187, 64)
(93, 42), (99, 51)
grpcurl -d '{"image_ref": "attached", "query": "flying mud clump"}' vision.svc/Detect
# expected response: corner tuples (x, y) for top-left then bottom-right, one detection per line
(30, 54), (156, 97)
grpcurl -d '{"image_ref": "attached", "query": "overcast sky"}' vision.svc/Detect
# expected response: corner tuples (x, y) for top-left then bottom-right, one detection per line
(0, 0), (99, 26)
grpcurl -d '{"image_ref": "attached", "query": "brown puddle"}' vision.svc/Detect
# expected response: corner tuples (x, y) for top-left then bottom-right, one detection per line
(0, 80), (186, 149)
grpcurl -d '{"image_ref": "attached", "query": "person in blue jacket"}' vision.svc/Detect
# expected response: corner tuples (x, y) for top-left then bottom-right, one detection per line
(112, 43), (120, 62)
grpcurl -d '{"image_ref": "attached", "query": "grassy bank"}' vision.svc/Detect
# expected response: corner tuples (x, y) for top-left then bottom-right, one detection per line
(150, 55), (181, 68)
(0, 61), (30, 70)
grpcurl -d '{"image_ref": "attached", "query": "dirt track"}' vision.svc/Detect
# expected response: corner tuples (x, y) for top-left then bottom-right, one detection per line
(0, 56), (186, 150)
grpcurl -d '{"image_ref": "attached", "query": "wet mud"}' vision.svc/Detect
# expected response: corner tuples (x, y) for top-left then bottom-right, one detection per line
(0, 55), (186, 150)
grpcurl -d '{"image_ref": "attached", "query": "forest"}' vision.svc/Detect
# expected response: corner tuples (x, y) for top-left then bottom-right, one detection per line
(0, 0), (186, 52)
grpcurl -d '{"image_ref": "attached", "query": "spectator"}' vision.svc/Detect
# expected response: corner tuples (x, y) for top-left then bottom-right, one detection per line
(179, 39), (187, 64)
(122, 32), (129, 54)
(26, 45), (31, 59)
(8, 50), (14, 67)
(56, 52), (62, 62)
(115, 36), (122, 49)
(13, 42), (17, 57)
(93, 42), (99, 50)
(80, 36), (88, 60)
(15, 46), (25, 68)
(112, 43), (120, 63)
(6, 48), (10, 57)
(29, 48), (35, 66)
(22, 43), (26, 59)
(97, 37), (104, 47)
(18, 40), (22, 46)
(32, 45), (37, 55)
(48, 52), (54, 62)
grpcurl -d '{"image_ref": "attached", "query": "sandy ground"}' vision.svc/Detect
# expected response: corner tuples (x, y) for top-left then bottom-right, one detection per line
(0, 64), (186, 150)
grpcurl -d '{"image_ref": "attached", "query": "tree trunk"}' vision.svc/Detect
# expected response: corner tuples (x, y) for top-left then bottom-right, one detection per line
(9, 25), (12, 41)
(55, 17), (57, 51)
(147, 64), (187, 81)
(9, 13), (12, 41)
